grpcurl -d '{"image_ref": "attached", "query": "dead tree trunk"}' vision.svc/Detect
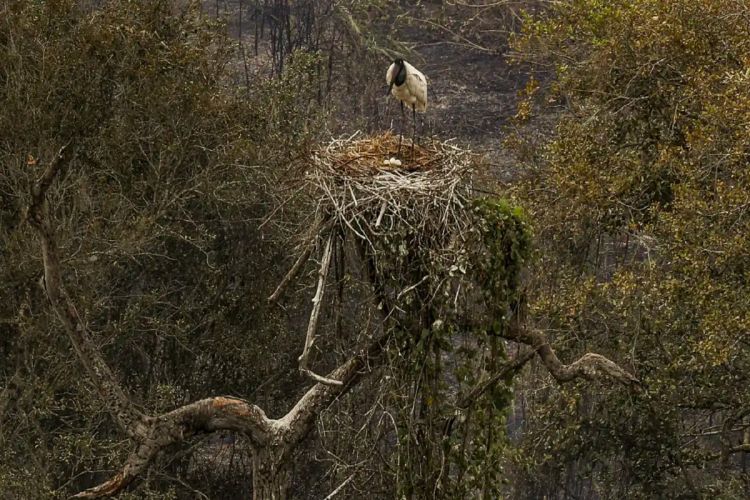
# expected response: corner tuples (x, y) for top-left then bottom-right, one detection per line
(252, 446), (290, 500)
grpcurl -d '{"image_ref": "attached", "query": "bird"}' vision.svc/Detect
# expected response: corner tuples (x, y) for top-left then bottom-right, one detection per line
(386, 58), (427, 155)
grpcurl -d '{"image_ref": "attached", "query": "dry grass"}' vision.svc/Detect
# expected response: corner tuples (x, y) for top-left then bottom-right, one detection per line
(315, 131), (468, 174)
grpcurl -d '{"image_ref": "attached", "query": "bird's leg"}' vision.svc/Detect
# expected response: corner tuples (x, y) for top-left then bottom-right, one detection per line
(398, 101), (404, 155)
(411, 105), (416, 159)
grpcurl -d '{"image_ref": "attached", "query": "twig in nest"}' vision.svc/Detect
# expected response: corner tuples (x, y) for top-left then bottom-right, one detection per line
(374, 200), (388, 228)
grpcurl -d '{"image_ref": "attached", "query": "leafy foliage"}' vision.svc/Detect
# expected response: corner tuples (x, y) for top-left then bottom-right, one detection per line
(364, 193), (530, 498)
(508, 0), (750, 496)
(0, 0), (319, 497)
(471, 198), (531, 332)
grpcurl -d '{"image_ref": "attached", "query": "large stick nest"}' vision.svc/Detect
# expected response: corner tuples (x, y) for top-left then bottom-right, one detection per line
(307, 131), (477, 252)
(279, 133), (524, 385)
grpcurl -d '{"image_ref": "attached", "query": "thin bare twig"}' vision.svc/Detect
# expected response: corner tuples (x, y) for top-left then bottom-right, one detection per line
(323, 473), (355, 499)
(269, 245), (313, 303)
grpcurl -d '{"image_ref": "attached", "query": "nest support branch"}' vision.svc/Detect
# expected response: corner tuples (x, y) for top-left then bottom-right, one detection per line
(281, 129), (476, 387)
(298, 231), (342, 386)
(294, 131), (480, 375)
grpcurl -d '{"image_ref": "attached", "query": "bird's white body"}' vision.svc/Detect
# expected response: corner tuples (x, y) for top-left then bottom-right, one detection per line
(386, 60), (427, 112)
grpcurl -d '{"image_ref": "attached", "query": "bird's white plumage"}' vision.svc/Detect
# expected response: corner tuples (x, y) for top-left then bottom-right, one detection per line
(386, 60), (427, 112)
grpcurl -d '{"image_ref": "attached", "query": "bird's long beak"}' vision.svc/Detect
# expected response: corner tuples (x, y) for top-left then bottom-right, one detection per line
(387, 81), (394, 96)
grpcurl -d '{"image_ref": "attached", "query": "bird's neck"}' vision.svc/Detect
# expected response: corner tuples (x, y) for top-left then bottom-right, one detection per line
(394, 64), (407, 86)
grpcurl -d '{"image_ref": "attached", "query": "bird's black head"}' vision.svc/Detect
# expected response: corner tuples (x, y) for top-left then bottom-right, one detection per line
(389, 58), (407, 88)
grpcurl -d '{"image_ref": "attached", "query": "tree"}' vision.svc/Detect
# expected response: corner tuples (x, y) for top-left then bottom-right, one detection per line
(507, 0), (750, 496)
(0, 0), (315, 496)
(2, 1), (640, 498)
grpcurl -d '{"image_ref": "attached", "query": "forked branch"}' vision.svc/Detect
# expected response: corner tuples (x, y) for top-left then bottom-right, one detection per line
(27, 157), (389, 496)
(72, 396), (275, 498)
(75, 332), (389, 498)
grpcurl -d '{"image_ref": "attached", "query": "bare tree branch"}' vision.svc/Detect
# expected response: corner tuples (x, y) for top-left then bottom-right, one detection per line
(283, 331), (390, 448)
(268, 244), (312, 303)
(323, 473), (355, 499)
(75, 331), (389, 498)
(298, 232), (336, 383)
(72, 396), (274, 498)
(504, 322), (640, 387)
(268, 218), (334, 304)
(26, 157), (392, 496)
(71, 443), (155, 499)
(300, 368), (344, 387)
(26, 145), (149, 439)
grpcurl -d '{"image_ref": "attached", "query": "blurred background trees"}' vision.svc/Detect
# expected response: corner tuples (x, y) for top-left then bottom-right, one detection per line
(0, 0), (316, 496)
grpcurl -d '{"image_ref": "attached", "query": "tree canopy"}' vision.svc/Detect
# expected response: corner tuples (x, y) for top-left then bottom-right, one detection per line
(508, 0), (750, 496)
